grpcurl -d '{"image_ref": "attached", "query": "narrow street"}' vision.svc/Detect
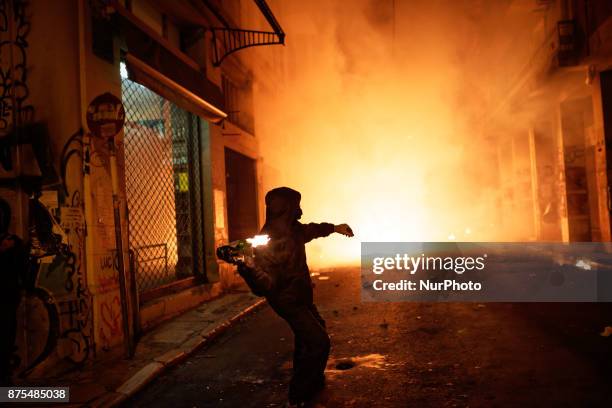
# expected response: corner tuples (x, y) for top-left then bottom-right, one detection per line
(128, 267), (612, 407)
(8, 2), (612, 406)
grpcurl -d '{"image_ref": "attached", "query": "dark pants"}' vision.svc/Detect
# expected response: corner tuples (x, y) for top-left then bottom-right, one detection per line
(271, 302), (330, 403)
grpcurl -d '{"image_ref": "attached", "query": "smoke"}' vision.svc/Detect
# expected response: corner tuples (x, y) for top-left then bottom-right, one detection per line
(251, 0), (538, 267)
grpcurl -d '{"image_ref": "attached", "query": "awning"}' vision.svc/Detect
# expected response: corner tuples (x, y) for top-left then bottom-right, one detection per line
(124, 54), (227, 123)
(116, 6), (227, 123)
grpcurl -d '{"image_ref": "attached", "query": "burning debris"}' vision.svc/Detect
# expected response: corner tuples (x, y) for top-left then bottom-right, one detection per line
(216, 234), (270, 265)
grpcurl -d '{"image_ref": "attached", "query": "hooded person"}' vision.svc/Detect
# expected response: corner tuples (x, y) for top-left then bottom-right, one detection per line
(237, 187), (354, 406)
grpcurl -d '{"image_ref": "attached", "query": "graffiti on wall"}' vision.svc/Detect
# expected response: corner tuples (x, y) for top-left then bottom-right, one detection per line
(18, 192), (94, 375)
(0, 0), (133, 379)
(16, 121), (126, 372)
(0, 0), (114, 378)
(57, 205), (93, 365)
(97, 250), (119, 290)
(0, 0), (33, 130)
(98, 294), (121, 350)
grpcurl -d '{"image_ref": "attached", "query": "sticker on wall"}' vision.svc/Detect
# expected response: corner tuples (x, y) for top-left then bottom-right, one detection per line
(86, 92), (125, 139)
(178, 172), (189, 192)
(60, 206), (83, 232)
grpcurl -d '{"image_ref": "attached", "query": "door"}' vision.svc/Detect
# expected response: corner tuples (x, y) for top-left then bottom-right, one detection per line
(224, 148), (259, 242)
(122, 72), (206, 297)
(599, 70), (612, 238)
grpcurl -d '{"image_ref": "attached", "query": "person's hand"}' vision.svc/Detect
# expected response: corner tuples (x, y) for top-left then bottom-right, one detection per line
(243, 256), (255, 268)
(334, 223), (354, 237)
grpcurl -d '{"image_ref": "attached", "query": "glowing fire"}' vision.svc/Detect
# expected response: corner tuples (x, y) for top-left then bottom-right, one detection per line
(251, 1), (534, 267)
(247, 234), (270, 247)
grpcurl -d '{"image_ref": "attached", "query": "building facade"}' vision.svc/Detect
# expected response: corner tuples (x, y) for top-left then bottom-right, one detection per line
(0, 0), (284, 379)
(485, 0), (612, 243)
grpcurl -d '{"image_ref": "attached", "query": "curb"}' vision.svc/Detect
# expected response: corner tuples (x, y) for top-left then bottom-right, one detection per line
(92, 298), (267, 408)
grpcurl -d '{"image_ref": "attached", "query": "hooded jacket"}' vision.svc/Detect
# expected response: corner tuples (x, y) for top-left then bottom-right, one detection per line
(238, 187), (334, 307)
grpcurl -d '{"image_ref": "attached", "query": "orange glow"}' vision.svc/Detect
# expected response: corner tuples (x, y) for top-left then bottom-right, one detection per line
(249, 1), (536, 267)
(247, 234), (271, 247)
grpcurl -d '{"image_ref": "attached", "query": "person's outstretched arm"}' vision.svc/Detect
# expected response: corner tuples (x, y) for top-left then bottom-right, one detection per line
(303, 222), (354, 243)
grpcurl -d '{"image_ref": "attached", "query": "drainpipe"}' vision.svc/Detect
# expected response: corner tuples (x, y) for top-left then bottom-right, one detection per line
(109, 138), (133, 357)
(77, 0), (97, 309)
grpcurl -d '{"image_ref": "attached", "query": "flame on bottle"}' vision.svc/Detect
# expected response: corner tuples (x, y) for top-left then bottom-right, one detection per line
(246, 234), (270, 247)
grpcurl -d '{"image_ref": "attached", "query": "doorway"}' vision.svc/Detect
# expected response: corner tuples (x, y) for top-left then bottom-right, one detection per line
(600, 70), (612, 238)
(224, 148), (259, 242)
(122, 73), (206, 296)
(560, 97), (597, 241)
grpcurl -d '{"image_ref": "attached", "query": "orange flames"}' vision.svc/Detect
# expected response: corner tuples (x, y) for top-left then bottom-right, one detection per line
(247, 234), (271, 248)
(249, 0), (533, 267)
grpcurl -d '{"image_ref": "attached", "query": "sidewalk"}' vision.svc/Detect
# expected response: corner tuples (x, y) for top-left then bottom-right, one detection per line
(40, 291), (265, 407)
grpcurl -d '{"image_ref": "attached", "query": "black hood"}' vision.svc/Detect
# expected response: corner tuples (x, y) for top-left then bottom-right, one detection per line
(262, 187), (302, 238)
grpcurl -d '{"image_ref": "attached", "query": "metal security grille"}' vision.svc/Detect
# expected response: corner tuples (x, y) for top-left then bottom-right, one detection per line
(121, 75), (205, 294)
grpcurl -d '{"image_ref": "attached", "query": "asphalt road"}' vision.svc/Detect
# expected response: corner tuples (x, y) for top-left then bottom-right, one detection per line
(128, 267), (612, 407)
